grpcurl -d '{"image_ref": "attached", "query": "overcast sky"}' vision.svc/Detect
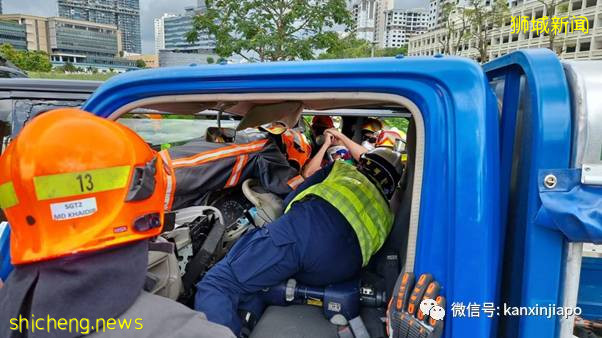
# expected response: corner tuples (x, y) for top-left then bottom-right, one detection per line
(4, 0), (428, 54)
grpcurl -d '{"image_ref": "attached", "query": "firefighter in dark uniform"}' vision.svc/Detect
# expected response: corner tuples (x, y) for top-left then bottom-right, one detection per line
(159, 123), (311, 211)
(0, 109), (234, 338)
(195, 143), (404, 335)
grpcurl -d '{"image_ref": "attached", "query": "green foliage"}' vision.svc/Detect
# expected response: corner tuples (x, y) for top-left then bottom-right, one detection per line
(383, 118), (409, 133)
(63, 61), (77, 73)
(318, 35), (371, 59)
(318, 35), (407, 60)
(206, 56), (215, 64)
(464, 0), (509, 62)
(28, 71), (117, 81)
(135, 59), (147, 68)
(374, 46), (408, 57)
(0, 44), (52, 72)
(189, 0), (352, 61)
(439, 2), (470, 55)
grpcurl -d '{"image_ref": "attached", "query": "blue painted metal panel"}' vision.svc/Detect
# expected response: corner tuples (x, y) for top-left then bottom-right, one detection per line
(484, 49), (572, 338)
(83, 56), (502, 337)
(578, 257), (602, 320)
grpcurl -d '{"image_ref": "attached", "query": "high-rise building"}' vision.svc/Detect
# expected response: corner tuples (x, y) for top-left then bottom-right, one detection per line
(155, 7), (215, 55)
(57, 0), (141, 54)
(351, 0), (378, 42)
(48, 17), (135, 70)
(350, 0), (394, 47)
(384, 8), (428, 48)
(154, 13), (176, 55)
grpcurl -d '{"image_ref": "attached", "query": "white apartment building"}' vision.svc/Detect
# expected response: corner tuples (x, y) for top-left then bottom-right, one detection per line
(351, 0), (378, 42)
(409, 0), (602, 61)
(428, 0), (446, 30)
(351, 0), (394, 46)
(154, 13), (176, 55)
(384, 8), (429, 48)
(428, 0), (510, 30)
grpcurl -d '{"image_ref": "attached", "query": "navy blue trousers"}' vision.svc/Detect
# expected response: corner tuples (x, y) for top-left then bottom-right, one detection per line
(194, 198), (363, 335)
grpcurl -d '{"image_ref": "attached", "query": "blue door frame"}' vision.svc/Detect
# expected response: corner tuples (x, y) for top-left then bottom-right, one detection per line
(484, 49), (573, 338)
(83, 56), (502, 337)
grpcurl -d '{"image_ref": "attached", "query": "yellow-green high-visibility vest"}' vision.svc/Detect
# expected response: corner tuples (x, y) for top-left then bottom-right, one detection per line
(285, 161), (393, 266)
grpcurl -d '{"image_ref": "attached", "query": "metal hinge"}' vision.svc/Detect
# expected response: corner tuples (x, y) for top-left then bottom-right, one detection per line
(581, 163), (602, 185)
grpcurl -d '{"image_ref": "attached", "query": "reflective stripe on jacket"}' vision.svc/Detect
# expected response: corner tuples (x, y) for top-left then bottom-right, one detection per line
(161, 135), (302, 211)
(285, 161), (393, 266)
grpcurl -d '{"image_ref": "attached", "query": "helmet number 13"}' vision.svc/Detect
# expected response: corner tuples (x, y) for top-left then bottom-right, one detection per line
(76, 174), (94, 193)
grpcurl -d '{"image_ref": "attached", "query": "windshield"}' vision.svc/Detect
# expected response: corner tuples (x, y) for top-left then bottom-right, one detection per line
(118, 115), (239, 147)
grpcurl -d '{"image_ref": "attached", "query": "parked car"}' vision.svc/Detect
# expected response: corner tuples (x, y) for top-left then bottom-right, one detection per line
(0, 57), (28, 78)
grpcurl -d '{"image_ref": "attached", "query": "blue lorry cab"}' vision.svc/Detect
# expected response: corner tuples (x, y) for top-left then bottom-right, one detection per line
(0, 222), (12, 281)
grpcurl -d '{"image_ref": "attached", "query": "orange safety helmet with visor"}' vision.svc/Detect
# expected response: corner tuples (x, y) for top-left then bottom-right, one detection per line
(361, 118), (384, 135)
(0, 109), (168, 265)
(376, 129), (406, 148)
(261, 122), (312, 170)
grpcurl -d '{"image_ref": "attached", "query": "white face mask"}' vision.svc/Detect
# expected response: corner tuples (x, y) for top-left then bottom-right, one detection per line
(362, 140), (375, 150)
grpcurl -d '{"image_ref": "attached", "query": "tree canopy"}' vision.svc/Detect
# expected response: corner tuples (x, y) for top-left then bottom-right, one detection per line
(318, 35), (408, 59)
(0, 44), (52, 72)
(188, 0), (352, 62)
(465, 0), (509, 62)
(135, 59), (147, 68)
(318, 35), (372, 59)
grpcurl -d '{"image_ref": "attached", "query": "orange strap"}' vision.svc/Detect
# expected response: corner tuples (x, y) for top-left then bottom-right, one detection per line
(225, 154), (249, 188)
(171, 140), (268, 169)
(287, 175), (304, 190)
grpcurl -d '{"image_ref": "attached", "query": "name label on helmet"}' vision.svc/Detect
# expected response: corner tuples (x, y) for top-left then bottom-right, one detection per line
(50, 197), (98, 221)
(33, 165), (131, 200)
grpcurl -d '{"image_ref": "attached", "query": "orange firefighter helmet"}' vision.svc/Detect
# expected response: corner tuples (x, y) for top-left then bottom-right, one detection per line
(361, 118), (384, 134)
(0, 108), (167, 264)
(376, 129), (406, 148)
(281, 129), (312, 170)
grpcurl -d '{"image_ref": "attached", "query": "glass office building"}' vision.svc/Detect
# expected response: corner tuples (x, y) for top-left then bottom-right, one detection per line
(0, 20), (27, 50)
(49, 17), (135, 71)
(58, 0), (141, 54)
(163, 7), (215, 54)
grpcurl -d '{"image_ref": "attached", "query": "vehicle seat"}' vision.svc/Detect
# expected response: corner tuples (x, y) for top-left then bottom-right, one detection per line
(250, 305), (339, 338)
(242, 178), (283, 227)
(146, 237), (183, 300)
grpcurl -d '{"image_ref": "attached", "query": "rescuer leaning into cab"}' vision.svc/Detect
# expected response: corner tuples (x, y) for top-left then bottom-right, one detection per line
(192, 116), (446, 338)
(194, 143), (403, 334)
